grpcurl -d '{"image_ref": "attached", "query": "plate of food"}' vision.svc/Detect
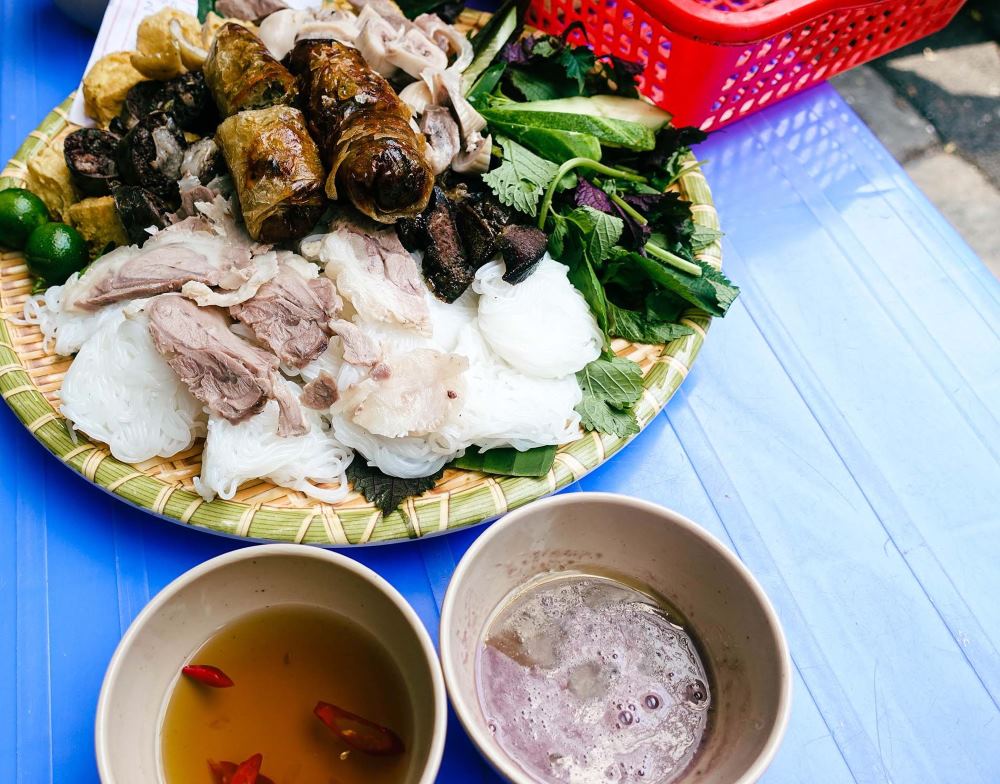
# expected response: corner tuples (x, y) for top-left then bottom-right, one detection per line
(0, 0), (736, 544)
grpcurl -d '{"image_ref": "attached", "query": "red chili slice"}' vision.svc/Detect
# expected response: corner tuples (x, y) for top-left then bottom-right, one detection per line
(182, 664), (234, 688)
(231, 754), (263, 784)
(313, 701), (405, 756)
(208, 754), (273, 784)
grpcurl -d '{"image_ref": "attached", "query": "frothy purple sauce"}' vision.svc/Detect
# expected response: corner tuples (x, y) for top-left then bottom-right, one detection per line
(476, 575), (710, 784)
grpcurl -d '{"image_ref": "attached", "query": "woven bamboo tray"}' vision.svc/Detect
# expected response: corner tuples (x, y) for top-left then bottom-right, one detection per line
(0, 10), (722, 544)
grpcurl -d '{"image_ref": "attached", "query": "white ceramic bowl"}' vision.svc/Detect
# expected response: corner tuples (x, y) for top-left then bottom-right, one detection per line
(96, 545), (446, 784)
(440, 493), (791, 784)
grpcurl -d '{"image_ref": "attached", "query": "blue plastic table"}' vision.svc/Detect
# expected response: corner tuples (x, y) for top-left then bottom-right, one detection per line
(3, 2), (1000, 782)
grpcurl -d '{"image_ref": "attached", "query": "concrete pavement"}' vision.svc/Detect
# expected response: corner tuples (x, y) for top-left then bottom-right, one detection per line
(832, 0), (1000, 278)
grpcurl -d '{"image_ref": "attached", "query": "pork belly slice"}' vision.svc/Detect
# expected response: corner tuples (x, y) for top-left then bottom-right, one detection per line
(318, 215), (431, 334)
(230, 256), (342, 368)
(146, 294), (306, 436)
(338, 347), (467, 439)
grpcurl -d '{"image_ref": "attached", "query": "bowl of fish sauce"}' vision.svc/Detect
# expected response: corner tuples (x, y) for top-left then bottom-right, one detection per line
(440, 493), (791, 784)
(95, 545), (446, 784)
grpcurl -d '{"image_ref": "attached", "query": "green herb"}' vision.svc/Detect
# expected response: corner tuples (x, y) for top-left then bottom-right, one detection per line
(607, 303), (694, 344)
(468, 18), (738, 441)
(463, 0), (525, 92)
(482, 136), (561, 217)
(575, 355), (644, 437)
(347, 461), (443, 517)
(467, 62), (508, 109)
(644, 290), (689, 323)
(395, 0), (465, 19)
(690, 224), (724, 251)
(537, 157), (645, 228)
(506, 69), (561, 102)
(496, 29), (644, 101)
(482, 108), (656, 151)
(564, 206), (623, 266)
(644, 242), (702, 276)
(568, 253), (609, 334)
(627, 126), (710, 190)
(547, 206), (623, 333)
(616, 250), (739, 317)
(197, 0), (215, 22)
(481, 117), (602, 164)
(558, 46), (596, 93)
(451, 445), (557, 476)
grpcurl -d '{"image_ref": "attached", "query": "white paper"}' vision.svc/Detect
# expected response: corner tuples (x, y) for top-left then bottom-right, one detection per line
(69, 0), (320, 127)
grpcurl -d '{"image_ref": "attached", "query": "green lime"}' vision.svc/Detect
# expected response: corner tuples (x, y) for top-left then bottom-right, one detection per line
(24, 223), (89, 285)
(0, 188), (50, 249)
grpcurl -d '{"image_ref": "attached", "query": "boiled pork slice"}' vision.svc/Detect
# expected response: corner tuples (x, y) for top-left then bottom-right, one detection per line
(63, 220), (254, 311)
(146, 294), (306, 436)
(230, 254), (342, 368)
(337, 347), (467, 439)
(316, 215), (431, 334)
(329, 318), (381, 367)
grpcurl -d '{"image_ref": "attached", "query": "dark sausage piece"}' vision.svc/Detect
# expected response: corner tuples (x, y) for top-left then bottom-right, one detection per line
(117, 111), (188, 205)
(498, 225), (548, 284)
(119, 72), (217, 133)
(112, 186), (171, 246)
(64, 128), (121, 197)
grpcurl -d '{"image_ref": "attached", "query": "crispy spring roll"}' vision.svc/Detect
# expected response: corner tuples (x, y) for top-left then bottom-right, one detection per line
(204, 22), (298, 117)
(216, 105), (326, 242)
(287, 39), (434, 223)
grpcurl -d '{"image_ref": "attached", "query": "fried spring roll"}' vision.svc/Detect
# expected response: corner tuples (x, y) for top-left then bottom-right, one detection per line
(204, 22), (298, 117)
(287, 39), (434, 223)
(216, 105), (326, 242)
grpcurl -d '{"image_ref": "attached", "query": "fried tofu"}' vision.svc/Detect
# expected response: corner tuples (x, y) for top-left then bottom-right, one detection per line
(25, 133), (78, 222)
(67, 196), (129, 259)
(82, 51), (147, 126)
(131, 8), (204, 80)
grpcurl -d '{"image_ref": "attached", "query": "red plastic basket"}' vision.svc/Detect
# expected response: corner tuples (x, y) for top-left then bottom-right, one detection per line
(526, 0), (965, 129)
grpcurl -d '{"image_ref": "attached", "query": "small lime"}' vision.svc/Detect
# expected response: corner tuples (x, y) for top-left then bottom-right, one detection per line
(24, 222), (89, 285)
(0, 188), (50, 249)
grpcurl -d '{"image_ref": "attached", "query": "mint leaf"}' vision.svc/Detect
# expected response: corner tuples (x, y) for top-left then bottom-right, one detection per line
(554, 206), (623, 266)
(532, 38), (558, 58)
(347, 460), (443, 517)
(548, 212), (569, 258)
(696, 260), (740, 314)
(575, 355), (644, 436)
(608, 303), (694, 343)
(547, 206), (621, 334)
(483, 136), (561, 217)
(578, 400), (639, 437)
(579, 206), (623, 265)
(690, 224), (723, 251)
